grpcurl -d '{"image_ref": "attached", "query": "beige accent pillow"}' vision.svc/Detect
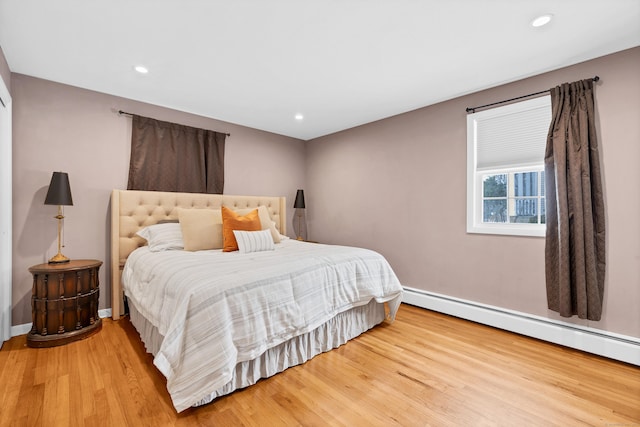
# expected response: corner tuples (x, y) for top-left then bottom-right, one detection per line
(236, 205), (281, 243)
(178, 208), (223, 251)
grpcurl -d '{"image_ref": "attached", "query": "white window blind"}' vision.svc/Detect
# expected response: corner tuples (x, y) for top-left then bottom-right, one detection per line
(474, 95), (551, 170)
(467, 94), (552, 237)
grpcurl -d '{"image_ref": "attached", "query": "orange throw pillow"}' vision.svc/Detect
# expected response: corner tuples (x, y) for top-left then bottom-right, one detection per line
(221, 206), (261, 252)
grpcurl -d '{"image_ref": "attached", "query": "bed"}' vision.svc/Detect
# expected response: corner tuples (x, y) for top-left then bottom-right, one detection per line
(110, 189), (403, 412)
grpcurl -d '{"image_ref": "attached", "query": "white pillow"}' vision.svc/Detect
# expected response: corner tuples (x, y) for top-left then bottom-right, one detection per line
(232, 229), (275, 254)
(136, 223), (184, 252)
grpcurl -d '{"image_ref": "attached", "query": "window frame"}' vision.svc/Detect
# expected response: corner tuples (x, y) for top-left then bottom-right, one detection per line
(466, 96), (550, 237)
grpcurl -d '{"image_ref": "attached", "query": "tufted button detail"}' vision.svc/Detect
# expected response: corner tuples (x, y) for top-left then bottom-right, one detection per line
(116, 191), (284, 263)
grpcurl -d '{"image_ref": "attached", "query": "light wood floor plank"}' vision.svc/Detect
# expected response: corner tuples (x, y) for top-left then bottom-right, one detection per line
(0, 304), (638, 426)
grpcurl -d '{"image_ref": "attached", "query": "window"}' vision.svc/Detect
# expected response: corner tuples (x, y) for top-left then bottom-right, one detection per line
(467, 95), (551, 237)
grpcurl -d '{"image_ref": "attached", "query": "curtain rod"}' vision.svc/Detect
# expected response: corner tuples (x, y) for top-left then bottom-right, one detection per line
(465, 76), (600, 114)
(117, 110), (231, 136)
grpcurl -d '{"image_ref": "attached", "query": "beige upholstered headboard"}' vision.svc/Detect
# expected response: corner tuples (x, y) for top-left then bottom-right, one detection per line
(110, 189), (287, 320)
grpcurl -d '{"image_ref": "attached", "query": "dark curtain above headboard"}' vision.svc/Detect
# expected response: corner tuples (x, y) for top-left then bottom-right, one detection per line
(127, 115), (226, 194)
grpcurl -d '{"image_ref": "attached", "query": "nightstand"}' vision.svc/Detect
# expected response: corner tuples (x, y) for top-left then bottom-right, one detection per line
(27, 259), (102, 348)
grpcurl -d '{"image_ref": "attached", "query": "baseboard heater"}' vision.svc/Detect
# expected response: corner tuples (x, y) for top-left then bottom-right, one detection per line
(402, 286), (639, 367)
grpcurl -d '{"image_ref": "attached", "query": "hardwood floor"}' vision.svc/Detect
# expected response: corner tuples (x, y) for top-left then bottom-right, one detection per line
(1, 304), (638, 426)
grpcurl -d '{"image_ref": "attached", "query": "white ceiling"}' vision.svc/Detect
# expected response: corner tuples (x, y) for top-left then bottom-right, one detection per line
(1, 1), (639, 140)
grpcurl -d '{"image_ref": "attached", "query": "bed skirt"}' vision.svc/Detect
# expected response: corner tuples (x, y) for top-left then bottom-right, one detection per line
(128, 299), (386, 409)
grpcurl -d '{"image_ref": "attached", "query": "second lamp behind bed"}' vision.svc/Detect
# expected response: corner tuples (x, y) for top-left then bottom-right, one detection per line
(293, 189), (307, 241)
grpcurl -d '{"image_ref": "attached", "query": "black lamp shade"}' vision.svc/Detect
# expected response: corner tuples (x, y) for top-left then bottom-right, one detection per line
(293, 189), (305, 209)
(44, 172), (73, 206)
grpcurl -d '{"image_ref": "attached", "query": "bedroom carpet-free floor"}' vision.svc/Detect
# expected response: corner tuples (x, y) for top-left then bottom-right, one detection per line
(0, 303), (638, 426)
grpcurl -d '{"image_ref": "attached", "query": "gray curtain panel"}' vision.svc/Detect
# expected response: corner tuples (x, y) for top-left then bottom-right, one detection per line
(127, 115), (226, 194)
(544, 79), (606, 320)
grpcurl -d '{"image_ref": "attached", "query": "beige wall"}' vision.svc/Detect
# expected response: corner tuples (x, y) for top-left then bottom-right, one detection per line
(11, 74), (305, 325)
(10, 47), (640, 338)
(306, 47), (640, 339)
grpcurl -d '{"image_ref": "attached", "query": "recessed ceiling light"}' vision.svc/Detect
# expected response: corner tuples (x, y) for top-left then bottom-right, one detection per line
(294, 113), (304, 121)
(134, 65), (149, 74)
(531, 14), (553, 28)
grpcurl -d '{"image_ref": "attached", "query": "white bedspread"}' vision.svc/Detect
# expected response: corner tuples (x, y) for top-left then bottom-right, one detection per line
(122, 239), (403, 412)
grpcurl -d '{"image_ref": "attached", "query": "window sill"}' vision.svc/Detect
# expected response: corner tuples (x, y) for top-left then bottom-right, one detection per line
(467, 223), (545, 237)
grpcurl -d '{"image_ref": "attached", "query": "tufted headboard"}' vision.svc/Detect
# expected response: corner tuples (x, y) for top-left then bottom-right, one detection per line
(110, 189), (287, 319)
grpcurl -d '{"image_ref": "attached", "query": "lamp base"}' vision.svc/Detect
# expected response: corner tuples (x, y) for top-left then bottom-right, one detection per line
(293, 208), (307, 241)
(48, 253), (70, 264)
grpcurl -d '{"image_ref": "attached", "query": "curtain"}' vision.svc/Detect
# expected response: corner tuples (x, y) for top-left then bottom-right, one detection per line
(544, 79), (606, 320)
(127, 115), (226, 194)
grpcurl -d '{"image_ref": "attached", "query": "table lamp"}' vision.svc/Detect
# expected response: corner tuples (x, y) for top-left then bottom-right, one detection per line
(44, 172), (73, 263)
(293, 189), (306, 241)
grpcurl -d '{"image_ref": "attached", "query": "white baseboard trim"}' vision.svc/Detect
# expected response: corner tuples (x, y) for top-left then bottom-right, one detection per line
(11, 308), (113, 338)
(98, 308), (112, 319)
(11, 323), (31, 337)
(403, 286), (640, 366)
